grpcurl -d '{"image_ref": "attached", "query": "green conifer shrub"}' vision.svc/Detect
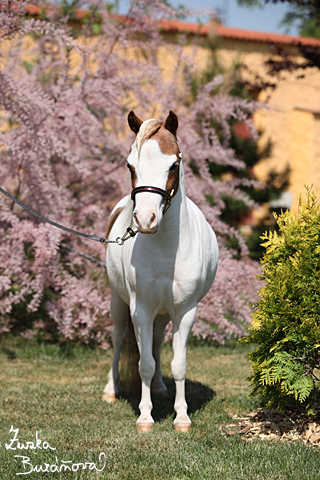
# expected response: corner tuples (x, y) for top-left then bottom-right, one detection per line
(241, 187), (320, 409)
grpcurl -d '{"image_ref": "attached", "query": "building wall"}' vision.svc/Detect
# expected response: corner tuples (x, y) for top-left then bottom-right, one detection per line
(255, 68), (320, 212)
(219, 40), (320, 212)
(162, 30), (320, 213)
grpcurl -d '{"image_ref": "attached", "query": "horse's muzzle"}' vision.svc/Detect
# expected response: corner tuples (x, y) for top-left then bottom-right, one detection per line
(133, 209), (158, 234)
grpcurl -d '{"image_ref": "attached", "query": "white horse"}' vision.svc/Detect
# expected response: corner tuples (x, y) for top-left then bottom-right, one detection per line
(103, 110), (219, 432)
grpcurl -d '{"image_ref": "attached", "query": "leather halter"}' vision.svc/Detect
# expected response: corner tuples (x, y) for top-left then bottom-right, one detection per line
(130, 152), (182, 213)
(131, 186), (172, 203)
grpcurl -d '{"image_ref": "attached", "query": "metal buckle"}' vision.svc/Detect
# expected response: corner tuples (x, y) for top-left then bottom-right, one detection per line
(116, 237), (124, 245)
(127, 227), (137, 237)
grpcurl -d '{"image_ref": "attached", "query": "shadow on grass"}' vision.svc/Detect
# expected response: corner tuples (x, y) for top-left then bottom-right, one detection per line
(1, 346), (17, 360)
(119, 376), (215, 422)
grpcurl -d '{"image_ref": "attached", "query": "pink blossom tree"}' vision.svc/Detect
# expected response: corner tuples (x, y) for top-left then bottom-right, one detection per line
(0, 0), (260, 346)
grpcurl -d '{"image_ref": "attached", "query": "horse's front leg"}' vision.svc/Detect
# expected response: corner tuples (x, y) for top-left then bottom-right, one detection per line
(102, 290), (127, 402)
(171, 305), (197, 432)
(132, 305), (155, 432)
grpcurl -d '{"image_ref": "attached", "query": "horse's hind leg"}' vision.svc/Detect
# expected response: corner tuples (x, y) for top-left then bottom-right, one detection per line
(152, 314), (169, 397)
(102, 290), (127, 402)
(171, 306), (197, 432)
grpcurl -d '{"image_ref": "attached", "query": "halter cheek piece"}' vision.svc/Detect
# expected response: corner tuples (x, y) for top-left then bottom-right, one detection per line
(130, 152), (182, 215)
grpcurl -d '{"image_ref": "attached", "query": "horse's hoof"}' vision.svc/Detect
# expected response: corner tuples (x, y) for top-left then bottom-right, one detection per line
(174, 423), (191, 433)
(102, 392), (117, 403)
(136, 422), (154, 433)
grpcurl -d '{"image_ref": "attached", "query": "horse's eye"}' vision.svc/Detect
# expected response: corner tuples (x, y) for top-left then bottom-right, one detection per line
(169, 163), (178, 172)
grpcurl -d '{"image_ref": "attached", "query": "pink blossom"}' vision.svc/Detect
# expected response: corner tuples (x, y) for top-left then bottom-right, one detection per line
(0, 0), (261, 343)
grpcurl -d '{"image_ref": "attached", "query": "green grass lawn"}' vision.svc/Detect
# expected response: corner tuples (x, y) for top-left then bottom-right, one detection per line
(1, 337), (320, 479)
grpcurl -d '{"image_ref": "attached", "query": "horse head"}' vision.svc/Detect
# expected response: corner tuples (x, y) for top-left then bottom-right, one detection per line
(127, 110), (181, 234)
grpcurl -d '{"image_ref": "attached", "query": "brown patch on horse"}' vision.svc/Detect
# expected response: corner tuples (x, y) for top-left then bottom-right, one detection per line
(150, 125), (180, 199)
(165, 164), (180, 199)
(105, 206), (123, 251)
(152, 125), (180, 157)
(127, 163), (137, 188)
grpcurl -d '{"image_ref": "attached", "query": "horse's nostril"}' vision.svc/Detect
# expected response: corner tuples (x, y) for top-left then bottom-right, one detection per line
(149, 213), (156, 228)
(133, 211), (140, 229)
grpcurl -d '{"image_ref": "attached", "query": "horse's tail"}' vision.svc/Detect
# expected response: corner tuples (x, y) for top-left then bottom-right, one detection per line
(119, 308), (141, 394)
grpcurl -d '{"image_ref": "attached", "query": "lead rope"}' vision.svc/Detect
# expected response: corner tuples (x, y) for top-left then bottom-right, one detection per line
(116, 204), (138, 245)
(0, 152), (181, 247)
(0, 186), (137, 246)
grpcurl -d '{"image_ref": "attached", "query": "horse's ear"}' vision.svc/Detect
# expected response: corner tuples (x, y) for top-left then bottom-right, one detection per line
(164, 110), (178, 138)
(128, 110), (143, 134)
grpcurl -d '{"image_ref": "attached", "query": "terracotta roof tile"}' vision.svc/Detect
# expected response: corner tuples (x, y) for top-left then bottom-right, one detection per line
(25, 4), (87, 19)
(24, 5), (320, 48)
(217, 24), (320, 47)
(159, 18), (320, 47)
(25, 4), (41, 15)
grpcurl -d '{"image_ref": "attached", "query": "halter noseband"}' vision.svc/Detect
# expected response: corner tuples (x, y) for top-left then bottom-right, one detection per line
(131, 186), (172, 203)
